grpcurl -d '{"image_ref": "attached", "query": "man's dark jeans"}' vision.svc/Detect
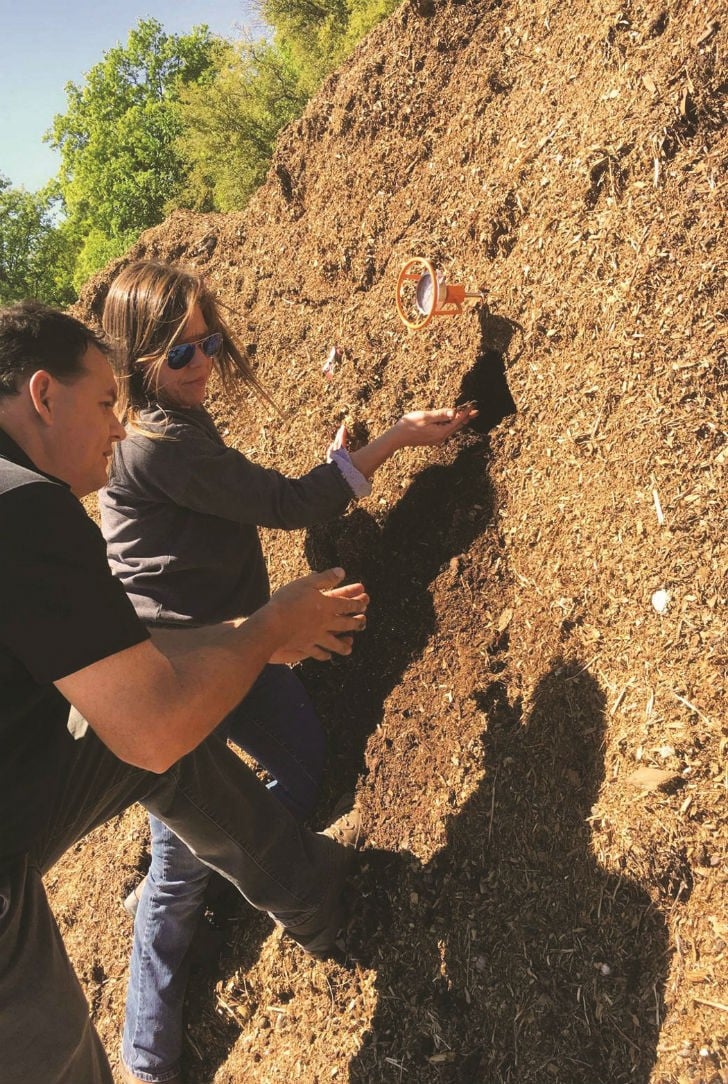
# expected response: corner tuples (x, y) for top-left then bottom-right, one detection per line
(0, 726), (347, 1084)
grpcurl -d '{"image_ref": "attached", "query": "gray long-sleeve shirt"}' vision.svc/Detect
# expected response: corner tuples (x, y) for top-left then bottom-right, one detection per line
(99, 404), (366, 626)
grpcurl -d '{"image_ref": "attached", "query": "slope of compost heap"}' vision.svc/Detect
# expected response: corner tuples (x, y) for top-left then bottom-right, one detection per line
(63, 1), (725, 1081)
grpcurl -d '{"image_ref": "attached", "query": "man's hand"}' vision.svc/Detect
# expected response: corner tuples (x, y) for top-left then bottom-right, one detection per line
(268, 568), (369, 664)
(56, 573), (368, 771)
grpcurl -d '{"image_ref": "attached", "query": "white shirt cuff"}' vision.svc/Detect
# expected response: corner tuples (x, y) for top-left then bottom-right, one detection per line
(327, 447), (372, 499)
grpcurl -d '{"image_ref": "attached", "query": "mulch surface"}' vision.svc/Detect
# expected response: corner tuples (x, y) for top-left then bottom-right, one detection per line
(60, 1), (725, 1080)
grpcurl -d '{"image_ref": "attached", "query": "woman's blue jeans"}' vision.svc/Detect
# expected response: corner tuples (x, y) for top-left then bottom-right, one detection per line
(122, 664), (326, 1082)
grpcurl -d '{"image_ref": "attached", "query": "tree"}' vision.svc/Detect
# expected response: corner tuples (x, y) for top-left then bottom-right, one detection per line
(47, 19), (217, 283)
(259, 0), (349, 91)
(343, 0), (401, 50)
(0, 176), (77, 306)
(176, 39), (308, 212)
(175, 0), (400, 213)
(24, 3), (401, 294)
(257, 0), (399, 92)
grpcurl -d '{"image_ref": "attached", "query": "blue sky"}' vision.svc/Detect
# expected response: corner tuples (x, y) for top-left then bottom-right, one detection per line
(1, 1), (264, 192)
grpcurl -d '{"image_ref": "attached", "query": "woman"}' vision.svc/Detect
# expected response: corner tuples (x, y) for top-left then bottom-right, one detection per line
(100, 259), (475, 1084)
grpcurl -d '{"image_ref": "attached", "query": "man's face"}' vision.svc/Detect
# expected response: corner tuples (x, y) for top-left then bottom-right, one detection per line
(49, 345), (126, 497)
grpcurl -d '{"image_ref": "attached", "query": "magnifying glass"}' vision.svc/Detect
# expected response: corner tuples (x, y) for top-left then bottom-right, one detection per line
(396, 257), (484, 331)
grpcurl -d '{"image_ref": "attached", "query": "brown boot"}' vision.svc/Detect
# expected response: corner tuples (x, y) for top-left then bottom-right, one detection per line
(122, 875), (147, 918)
(278, 796), (363, 961)
(321, 793), (363, 849)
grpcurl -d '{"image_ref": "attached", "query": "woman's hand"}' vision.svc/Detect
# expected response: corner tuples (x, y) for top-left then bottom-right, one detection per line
(347, 403), (478, 480)
(390, 404), (478, 448)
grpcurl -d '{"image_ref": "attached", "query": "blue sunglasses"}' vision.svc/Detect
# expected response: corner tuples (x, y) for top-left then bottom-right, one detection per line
(166, 332), (223, 370)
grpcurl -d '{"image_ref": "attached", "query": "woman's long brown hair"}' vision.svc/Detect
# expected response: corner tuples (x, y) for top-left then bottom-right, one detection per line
(102, 260), (275, 425)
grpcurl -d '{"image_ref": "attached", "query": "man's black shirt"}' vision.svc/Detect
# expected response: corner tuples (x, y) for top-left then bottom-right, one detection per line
(0, 430), (148, 861)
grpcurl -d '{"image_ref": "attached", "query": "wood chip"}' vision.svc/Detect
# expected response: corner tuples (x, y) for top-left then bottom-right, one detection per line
(625, 766), (681, 791)
(497, 606), (513, 632)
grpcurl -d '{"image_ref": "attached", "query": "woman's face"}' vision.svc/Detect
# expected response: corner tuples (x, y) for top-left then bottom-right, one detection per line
(153, 303), (215, 409)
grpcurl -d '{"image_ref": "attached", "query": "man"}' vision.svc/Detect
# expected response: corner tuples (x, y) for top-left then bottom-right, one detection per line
(0, 301), (368, 1084)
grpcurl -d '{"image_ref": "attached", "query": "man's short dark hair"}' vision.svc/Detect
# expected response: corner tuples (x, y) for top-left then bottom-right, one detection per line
(0, 300), (109, 398)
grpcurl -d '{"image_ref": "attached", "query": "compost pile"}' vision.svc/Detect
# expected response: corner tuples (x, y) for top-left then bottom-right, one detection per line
(62, 1), (726, 1081)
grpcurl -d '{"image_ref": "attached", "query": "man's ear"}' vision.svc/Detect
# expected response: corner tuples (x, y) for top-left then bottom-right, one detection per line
(27, 370), (54, 424)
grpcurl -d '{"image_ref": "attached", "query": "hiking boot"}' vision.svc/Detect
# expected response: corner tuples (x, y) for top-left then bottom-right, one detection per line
(321, 793), (362, 849)
(123, 876), (146, 918)
(275, 796), (362, 961)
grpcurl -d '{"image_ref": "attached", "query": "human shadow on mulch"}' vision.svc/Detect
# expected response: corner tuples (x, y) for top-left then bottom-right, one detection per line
(345, 660), (670, 1084)
(302, 312), (517, 796)
(180, 312), (518, 1080)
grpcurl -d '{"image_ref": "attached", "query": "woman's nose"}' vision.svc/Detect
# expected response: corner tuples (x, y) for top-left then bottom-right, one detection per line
(189, 343), (210, 367)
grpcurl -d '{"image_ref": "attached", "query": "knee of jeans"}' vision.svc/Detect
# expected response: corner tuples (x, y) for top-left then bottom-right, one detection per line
(148, 856), (212, 894)
(147, 823), (212, 892)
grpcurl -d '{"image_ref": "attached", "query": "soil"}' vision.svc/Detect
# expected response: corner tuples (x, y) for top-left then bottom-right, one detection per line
(61, 1), (725, 1081)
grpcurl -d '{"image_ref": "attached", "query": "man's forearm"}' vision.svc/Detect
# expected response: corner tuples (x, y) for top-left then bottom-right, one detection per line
(57, 604), (286, 773)
(56, 569), (367, 772)
(147, 606), (285, 758)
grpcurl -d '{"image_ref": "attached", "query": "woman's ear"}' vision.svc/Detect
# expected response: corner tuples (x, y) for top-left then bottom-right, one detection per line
(27, 370), (54, 424)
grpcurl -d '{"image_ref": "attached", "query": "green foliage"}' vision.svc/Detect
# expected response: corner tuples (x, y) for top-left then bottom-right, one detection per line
(175, 0), (400, 212)
(47, 19), (217, 276)
(342, 0), (401, 50)
(72, 229), (134, 293)
(0, 176), (77, 306)
(10, 2), (400, 297)
(259, 0), (350, 91)
(175, 40), (308, 212)
(259, 0), (399, 91)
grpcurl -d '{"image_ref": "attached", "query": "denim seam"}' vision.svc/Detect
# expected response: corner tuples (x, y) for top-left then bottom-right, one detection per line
(123, 893), (183, 1082)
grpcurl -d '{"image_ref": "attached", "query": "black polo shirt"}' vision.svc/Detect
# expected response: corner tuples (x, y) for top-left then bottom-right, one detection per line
(0, 429), (149, 861)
